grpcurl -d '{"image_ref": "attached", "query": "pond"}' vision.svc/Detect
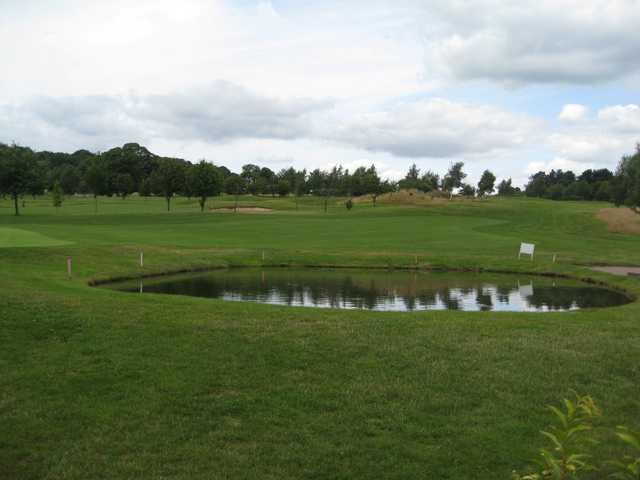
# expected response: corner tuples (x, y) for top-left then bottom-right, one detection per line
(105, 268), (631, 312)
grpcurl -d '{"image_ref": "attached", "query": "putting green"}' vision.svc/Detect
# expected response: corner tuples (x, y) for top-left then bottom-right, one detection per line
(0, 227), (72, 248)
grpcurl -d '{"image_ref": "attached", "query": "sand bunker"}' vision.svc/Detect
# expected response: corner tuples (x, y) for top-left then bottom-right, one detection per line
(210, 206), (273, 213)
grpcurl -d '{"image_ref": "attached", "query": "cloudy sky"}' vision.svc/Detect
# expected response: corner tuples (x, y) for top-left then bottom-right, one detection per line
(1, 0), (639, 185)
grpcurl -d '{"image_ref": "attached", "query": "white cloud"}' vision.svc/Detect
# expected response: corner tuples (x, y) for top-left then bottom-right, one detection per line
(0, 85), (538, 164)
(558, 104), (588, 122)
(421, 0), (640, 85)
(321, 98), (538, 158)
(527, 157), (596, 175)
(597, 104), (640, 132)
(1, 0), (639, 187)
(0, 82), (331, 152)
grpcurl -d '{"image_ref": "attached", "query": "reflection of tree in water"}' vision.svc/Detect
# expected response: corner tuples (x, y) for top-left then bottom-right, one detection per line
(124, 270), (628, 312)
(525, 286), (627, 310)
(416, 291), (438, 309)
(476, 288), (493, 311)
(438, 288), (461, 311)
(496, 285), (513, 304)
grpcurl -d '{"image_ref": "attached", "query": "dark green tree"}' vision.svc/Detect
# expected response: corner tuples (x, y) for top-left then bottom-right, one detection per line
(276, 179), (291, 197)
(460, 183), (476, 197)
(0, 144), (38, 216)
(497, 178), (517, 196)
(59, 165), (81, 195)
(612, 145), (640, 211)
(84, 157), (109, 212)
(419, 170), (440, 193)
(186, 160), (223, 212)
(443, 162), (466, 199)
(151, 158), (186, 211)
(477, 169), (496, 198)
(114, 173), (134, 199)
(398, 164), (420, 190)
(51, 181), (63, 212)
(224, 174), (247, 212)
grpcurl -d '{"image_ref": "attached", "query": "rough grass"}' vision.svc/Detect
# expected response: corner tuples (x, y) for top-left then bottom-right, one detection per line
(597, 206), (640, 235)
(1, 194), (639, 479)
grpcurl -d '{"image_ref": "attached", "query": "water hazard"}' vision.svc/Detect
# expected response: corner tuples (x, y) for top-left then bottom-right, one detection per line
(106, 268), (631, 312)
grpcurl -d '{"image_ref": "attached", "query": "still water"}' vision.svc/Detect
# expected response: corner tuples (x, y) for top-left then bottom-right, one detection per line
(106, 268), (631, 312)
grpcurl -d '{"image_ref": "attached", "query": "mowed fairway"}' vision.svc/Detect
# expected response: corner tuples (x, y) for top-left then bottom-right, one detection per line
(1, 195), (639, 479)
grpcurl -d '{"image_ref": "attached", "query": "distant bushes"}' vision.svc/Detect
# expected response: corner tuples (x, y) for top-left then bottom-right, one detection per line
(523, 144), (640, 208)
(525, 168), (614, 202)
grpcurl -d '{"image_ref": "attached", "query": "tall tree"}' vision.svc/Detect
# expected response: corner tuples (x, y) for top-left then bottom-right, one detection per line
(0, 144), (38, 216)
(398, 164), (420, 190)
(419, 170), (440, 193)
(612, 145), (640, 211)
(224, 174), (247, 212)
(477, 170), (496, 198)
(51, 181), (63, 212)
(114, 173), (134, 199)
(84, 157), (109, 213)
(151, 158), (186, 211)
(186, 160), (223, 212)
(497, 178), (517, 196)
(443, 162), (466, 199)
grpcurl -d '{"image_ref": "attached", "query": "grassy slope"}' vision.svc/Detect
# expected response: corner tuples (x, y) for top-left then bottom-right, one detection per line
(1, 194), (639, 479)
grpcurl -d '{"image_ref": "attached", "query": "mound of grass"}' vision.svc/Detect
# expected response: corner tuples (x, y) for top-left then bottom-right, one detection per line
(0, 227), (72, 248)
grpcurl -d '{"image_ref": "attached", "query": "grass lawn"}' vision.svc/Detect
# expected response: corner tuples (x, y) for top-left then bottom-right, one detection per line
(1, 194), (639, 479)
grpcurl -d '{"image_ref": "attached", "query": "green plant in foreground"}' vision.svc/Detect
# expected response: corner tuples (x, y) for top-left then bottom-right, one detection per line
(513, 394), (601, 480)
(608, 427), (640, 480)
(513, 395), (640, 480)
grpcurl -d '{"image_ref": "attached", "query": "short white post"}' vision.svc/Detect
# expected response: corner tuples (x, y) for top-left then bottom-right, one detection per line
(262, 250), (265, 262)
(552, 254), (557, 263)
(67, 257), (72, 278)
(140, 251), (144, 268)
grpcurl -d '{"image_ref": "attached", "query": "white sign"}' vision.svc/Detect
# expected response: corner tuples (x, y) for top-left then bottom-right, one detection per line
(518, 242), (535, 260)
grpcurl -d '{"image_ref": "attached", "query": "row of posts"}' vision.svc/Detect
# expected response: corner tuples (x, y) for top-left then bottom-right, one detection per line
(65, 250), (558, 278)
(65, 250), (269, 278)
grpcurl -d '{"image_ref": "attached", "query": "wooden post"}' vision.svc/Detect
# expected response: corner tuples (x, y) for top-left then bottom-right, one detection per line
(140, 251), (144, 268)
(67, 257), (72, 278)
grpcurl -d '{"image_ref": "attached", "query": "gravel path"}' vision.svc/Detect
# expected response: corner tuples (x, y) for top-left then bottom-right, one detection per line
(591, 266), (640, 276)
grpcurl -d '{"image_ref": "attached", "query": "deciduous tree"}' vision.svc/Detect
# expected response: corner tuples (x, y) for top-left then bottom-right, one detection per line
(186, 160), (223, 212)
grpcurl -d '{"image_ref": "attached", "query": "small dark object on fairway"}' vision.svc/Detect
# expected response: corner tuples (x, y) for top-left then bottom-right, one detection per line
(345, 199), (353, 210)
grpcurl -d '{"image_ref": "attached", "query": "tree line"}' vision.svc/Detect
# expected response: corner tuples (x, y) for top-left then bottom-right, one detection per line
(2, 141), (639, 215)
(523, 144), (640, 208)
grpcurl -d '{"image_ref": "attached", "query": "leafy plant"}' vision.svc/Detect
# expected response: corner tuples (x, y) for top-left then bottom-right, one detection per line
(513, 395), (640, 480)
(512, 394), (601, 480)
(608, 427), (640, 480)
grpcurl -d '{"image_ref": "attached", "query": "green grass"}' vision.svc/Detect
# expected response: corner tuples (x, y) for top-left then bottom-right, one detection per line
(1, 194), (639, 479)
